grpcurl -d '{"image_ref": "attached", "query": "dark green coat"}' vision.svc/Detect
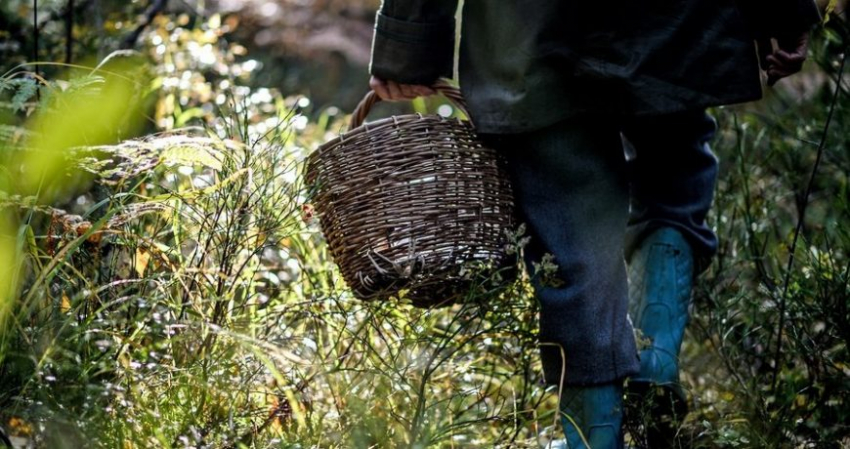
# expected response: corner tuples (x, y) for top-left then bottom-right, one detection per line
(369, 0), (822, 133)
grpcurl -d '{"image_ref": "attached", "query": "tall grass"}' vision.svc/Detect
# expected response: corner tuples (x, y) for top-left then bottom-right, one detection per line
(0, 15), (555, 446)
(0, 9), (848, 449)
(676, 19), (850, 447)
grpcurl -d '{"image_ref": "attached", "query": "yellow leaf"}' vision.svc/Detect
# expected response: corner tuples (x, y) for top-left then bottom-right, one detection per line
(60, 292), (71, 313)
(9, 416), (33, 436)
(827, 0), (837, 15)
(135, 248), (151, 277)
(118, 352), (131, 370)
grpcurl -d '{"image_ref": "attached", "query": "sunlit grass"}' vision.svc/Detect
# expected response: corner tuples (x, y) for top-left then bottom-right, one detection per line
(0, 8), (848, 448)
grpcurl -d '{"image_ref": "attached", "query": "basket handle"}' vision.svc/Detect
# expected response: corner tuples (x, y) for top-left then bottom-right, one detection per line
(349, 79), (472, 129)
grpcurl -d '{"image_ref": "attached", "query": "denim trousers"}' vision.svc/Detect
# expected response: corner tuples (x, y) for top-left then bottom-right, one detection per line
(480, 110), (719, 385)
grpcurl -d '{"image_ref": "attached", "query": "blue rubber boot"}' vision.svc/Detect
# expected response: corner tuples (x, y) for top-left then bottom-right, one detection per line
(559, 383), (624, 448)
(626, 227), (694, 444)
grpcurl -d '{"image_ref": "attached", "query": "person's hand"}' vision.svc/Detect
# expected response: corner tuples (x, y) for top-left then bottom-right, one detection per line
(757, 31), (810, 86)
(369, 76), (436, 101)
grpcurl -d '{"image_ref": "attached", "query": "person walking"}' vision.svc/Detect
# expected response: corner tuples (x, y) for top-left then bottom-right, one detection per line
(366, 1), (821, 447)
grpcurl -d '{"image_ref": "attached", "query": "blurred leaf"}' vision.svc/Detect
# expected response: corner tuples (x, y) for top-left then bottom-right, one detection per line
(174, 107), (206, 128)
(161, 144), (222, 170)
(411, 97), (427, 115)
(60, 292), (71, 313)
(134, 248), (151, 277)
(0, 213), (21, 335)
(0, 78), (39, 112)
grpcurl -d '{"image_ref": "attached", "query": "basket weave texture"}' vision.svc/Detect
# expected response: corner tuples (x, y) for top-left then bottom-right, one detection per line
(305, 82), (516, 306)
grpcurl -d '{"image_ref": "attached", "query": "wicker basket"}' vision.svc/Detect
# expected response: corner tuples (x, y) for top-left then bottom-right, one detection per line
(305, 81), (516, 307)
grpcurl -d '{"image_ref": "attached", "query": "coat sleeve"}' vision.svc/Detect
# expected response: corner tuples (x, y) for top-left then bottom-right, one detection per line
(737, 0), (822, 38)
(368, 0), (460, 85)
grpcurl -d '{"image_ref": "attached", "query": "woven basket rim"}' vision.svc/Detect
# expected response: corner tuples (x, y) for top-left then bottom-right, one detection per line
(312, 112), (470, 158)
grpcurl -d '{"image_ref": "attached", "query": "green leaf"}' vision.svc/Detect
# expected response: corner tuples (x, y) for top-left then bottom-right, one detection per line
(161, 144), (223, 171)
(0, 79), (39, 112)
(11, 79), (37, 112)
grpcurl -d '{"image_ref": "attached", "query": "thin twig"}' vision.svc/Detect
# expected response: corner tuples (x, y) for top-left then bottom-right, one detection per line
(65, 0), (74, 65)
(33, 0), (39, 102)
(770, 48), (849, 391)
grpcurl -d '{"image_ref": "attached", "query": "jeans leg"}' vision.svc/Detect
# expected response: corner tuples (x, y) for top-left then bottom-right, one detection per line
(482, 117), (639, 386)
(621, 110), (719, 273)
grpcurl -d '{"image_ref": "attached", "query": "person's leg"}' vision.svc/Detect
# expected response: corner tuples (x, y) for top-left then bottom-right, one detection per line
(482, 116), (638, 448)
(559, 383), (625, 448)
(620, 110), (719, 443)
(622, 110), (719, 269)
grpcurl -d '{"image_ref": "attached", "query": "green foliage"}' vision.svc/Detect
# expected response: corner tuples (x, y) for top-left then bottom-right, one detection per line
(0, 0), (158, 78)
(0, 4), (848, 449)
(0, 10), (551, 448)
(674, 18), (850, 448)
(0, 78), (39, 112)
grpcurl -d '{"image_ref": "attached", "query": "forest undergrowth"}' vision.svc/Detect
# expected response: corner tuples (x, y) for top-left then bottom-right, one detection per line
(0, 5), (849, 449)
